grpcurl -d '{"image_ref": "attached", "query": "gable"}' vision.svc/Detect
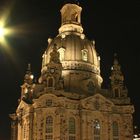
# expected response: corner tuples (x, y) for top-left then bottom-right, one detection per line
(33, 93), (65, 108)
(81, 93), (114, 112)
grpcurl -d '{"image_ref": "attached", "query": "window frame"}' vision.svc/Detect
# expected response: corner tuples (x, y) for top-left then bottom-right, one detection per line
(81, 49), (88, 61)
(46, 116), (53, 140)
(58, 47), (65, 61)
(112, 121), (119, 140)
(69, 117), (76, 140)
(93, 119), (101, 140)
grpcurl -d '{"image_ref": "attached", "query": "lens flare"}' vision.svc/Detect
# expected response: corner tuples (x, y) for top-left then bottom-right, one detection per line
(0, 27), (5, 37)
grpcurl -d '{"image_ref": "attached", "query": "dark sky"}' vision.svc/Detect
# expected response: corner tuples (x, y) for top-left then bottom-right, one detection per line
(0, 0), (140, 139)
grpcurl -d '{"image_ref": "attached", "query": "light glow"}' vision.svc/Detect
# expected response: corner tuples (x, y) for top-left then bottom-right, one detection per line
(0, 1), (28, 72)
(0, 26), (5, 37)
(0, 21), (6, 43)
(0, 20), (12, 45)
(30, 75), (34, 79)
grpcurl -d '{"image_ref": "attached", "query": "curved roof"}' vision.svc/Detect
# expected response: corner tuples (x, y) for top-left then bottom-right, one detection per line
(45, 33), (99, 67)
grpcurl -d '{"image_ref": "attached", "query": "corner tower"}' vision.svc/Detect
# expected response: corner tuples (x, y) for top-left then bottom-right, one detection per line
(41, 3), (103, 97)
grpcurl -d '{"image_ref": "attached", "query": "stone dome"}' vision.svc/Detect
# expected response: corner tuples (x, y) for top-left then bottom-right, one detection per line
(45, 34), (99, 67)
(41, 3), (103, 96)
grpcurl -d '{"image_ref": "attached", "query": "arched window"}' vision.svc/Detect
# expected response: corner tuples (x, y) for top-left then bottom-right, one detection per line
(112, 122), (119, 140)
(81, 49), (88, 61)
(46, 116), (53, 140)
(93, 120), (100, 140)
(48, 78), (54, 87)
(69, 117), (76, 140)
(58, 47), (65, 61)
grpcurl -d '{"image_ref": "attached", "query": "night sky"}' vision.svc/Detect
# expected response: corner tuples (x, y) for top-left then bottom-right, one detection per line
(0, 0), (140, 139)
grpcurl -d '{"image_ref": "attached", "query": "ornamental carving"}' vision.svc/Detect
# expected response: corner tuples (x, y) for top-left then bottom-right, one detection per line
(123, 115), (133, 137)
(33, 94), (63, 108)
(81, 94), (113, 112)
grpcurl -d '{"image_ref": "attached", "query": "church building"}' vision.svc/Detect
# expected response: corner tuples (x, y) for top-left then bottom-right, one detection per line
(10, 3), (134, 140)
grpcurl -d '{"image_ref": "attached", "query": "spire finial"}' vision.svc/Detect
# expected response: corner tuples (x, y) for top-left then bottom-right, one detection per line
(110, 54), (124, 87)
(24, 63), (34, 84)
(109, 54), (127, 98)
(114, 53), (118, 61)
(113, 53), (119, 65)
(27, 63), (31, 73)
(114, 53), (117, 57)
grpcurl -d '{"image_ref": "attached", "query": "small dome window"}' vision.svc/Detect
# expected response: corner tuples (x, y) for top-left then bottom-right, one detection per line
(81, 49), (88, 61)
(58, 47), (65, 61)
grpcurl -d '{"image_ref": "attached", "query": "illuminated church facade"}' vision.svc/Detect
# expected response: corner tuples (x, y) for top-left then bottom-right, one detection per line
(10, 3), (134, 140)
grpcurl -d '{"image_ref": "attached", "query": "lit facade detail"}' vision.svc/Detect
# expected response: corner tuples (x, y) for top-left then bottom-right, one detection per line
(58, 47), (65, 61)
(10, 3), (134, 140)
(81, 49), (88, 61)
(93, 120), (100, 140)
(46, 116), (53, 139)
(42, 51), (47, 67)
(112, 122), (119, 140)
(69, 117), (76, 140)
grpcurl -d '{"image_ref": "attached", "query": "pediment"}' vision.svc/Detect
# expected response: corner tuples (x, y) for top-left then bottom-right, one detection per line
(81, 93), (114, 111)
(33, 93), (64, 108)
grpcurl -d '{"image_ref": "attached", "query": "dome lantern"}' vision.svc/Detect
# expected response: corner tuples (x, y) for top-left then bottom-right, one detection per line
(59, 3), (83, 34)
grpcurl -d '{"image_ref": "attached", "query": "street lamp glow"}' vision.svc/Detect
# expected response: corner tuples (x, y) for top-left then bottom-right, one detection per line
(0, 26), (5, 37)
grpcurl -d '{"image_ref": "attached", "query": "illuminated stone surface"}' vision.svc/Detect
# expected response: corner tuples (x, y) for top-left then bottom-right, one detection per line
(10, 3), (134, 140)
